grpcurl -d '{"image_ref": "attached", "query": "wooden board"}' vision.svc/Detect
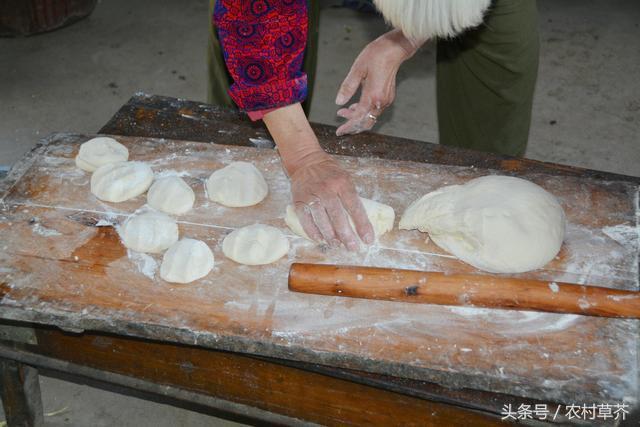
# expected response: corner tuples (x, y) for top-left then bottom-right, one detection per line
(0, 133), (638, 405)
(101, 93), (640, 184)
(5, 327), (501, 426)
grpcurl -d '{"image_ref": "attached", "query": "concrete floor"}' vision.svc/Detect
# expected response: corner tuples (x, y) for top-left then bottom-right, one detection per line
(0, 0), (639, 425)
(1, 375), (245, 427)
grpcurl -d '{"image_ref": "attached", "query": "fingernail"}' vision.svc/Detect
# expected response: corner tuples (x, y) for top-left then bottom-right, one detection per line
(335, 93), (347, 105)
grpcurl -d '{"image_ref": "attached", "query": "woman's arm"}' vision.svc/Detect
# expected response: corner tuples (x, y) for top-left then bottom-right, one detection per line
(264, 103), (374, 250)
(213, 1), (373, 249)
(336, 0), (493, 136)
(213, 0), (309, 113)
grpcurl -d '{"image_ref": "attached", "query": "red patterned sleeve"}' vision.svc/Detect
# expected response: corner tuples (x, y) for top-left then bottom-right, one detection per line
(213, 0), (308, 112)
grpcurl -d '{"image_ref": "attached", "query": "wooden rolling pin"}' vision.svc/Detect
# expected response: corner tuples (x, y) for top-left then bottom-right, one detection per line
(288, 263), (640, 319)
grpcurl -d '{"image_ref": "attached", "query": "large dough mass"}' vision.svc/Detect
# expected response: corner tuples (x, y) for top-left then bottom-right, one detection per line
(76, 137), (129, 172)
(285, 197), (395, 241)
(147, 176), (195, 215)
(399, 175), (566, 273)
(91, 161), (154, 203)
(160, 238), (215, 284)
(206, 161), (268, 207)
(120, 211), (179, 253)
(222, 224), (289, 265)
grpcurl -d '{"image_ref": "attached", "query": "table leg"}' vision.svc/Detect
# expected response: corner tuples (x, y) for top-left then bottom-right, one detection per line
(0, 358), (43, 427)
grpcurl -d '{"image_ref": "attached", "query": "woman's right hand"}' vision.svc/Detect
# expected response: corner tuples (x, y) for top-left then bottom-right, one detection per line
(288, 150), (374, 251)
(335, 29), (424, 136)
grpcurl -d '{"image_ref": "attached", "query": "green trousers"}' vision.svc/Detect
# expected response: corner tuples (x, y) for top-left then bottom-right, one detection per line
(207, 0), (539, 156)
(437, 0), (539, 156)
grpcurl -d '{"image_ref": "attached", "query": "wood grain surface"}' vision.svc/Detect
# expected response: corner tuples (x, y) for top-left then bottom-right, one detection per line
(288, 264), (640, 318)
(14, 328), (500, 426)
(0, 132), (638, 406)
(100, 93), (640, 184)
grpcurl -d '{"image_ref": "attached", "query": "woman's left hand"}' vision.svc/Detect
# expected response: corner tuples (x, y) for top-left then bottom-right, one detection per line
(335, 29), (424, 136)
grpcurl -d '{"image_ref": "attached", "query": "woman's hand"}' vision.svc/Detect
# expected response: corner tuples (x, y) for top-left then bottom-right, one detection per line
(288, 150), (374, 251)
(263, 103), (374, 251)
(335, 29), (425, 136)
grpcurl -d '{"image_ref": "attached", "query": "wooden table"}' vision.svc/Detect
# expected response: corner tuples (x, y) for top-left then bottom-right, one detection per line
(1, 93), (638, 426)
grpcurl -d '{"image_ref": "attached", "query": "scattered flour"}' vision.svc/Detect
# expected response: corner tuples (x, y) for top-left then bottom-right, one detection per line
(447, 306), (581, 335)
(32, 223), (62, 237)
(548, 282), (559, 293)
(577, 298), (591, 310)
(154, 169), (191, 179)
(607, 294), (639, 302)
(602, 224), (640, 249)
(126, 249), (158, 280)
(249, 137), (275, 148)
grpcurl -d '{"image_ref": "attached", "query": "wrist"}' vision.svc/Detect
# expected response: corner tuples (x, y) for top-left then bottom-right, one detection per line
(283, 146), (329, 177)
(261, 103), (327, 176)
(383, 29), (424, 60)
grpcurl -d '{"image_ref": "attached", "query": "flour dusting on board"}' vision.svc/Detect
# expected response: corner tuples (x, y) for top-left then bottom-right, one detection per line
(32, 222), (62, 237)
(557, 222), (638, 289)
(3, 134), (639, 405)
(154, 169), (192, 179)
(127, 249), (158, 280)
(603, 224), (640, 251)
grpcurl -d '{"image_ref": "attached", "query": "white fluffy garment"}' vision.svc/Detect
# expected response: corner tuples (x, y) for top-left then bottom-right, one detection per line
(373, 0), (492, 41)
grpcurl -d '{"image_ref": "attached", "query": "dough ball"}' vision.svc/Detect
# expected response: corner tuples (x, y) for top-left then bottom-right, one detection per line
(75, 137), (129, 172)
(91, 161), (154, 203)
(399, 175), (566, 273)
(160, 238), (215, 284)
(285, 197), (395, 241)
(206, 161), (268, 207)
(147, 176), (195, 215)
(121, 211), (179, 253)
(222, 224), (289, 265)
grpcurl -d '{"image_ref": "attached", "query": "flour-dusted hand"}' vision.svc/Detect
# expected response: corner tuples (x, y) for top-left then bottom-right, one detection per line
(261, 103), (375, 251)
(335, 29), (425, 136)
(289, 150), (374, 251)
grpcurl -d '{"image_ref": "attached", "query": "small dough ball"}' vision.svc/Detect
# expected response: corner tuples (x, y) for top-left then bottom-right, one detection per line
(76, 137), (129, 172)
(206, 161), (268, 207)
(147, 176), (195, 215)
(285, 197), (395, 241)
(399, 175), (566, 274)
(121, 211), (179, 253)
(91, 161), (154, 203)
(222, 224), (289, 265)
(160, 238), (215, 284)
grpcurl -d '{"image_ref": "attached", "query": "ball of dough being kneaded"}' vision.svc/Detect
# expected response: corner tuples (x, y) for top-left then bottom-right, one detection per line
(75, 137), (129, 172)
(160, 238), (215, 284)
(285, 197), (395, 241)
(91, 161), (154, 203)
(399, 175), (566, 274)
(121, 211), (179, 253)
(206, 161), (268, 207)
(147, 176), (195, 215)
(222, 224), (289, 265)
